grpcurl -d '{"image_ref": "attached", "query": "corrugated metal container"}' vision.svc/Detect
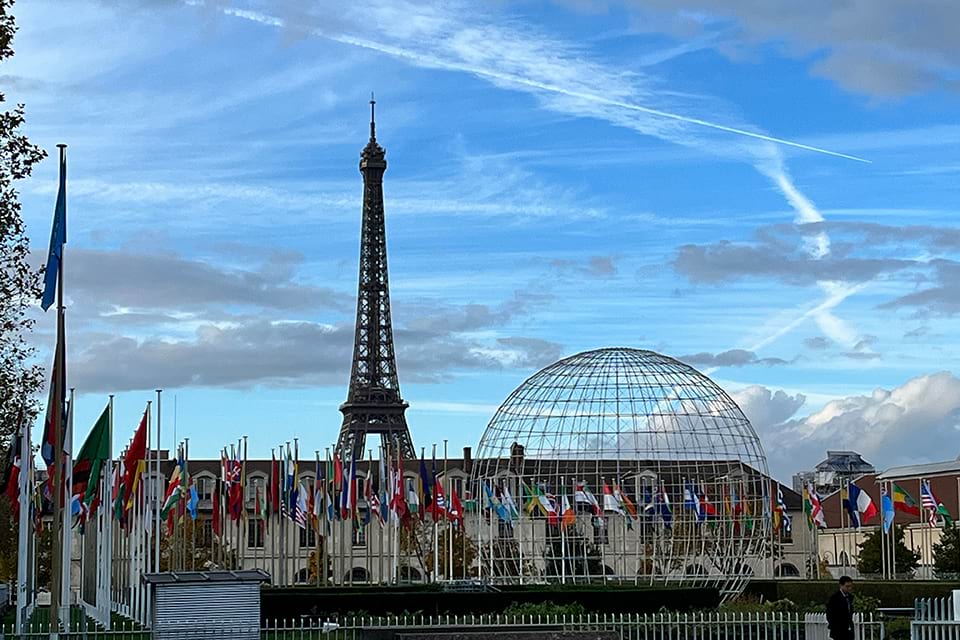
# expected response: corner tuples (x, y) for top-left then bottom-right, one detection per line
(144, 570), (268, 639)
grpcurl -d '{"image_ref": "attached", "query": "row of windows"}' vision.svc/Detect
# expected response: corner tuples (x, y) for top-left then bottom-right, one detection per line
(196, 519), (369, 549)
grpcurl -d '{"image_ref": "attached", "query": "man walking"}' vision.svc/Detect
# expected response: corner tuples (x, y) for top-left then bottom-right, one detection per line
(827, 576), (855, 640)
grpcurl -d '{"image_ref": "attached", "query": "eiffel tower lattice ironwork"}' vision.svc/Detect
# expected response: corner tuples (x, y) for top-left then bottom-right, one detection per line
(336, 96), (415, 462)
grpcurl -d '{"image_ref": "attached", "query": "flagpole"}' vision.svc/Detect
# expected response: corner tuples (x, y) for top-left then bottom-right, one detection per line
(59, 386), (75, 626)
(880, 482), (887, 580)
(15, 401), (30, 631)
(888, 481), (895, 579)
(48, 142), (68, 635)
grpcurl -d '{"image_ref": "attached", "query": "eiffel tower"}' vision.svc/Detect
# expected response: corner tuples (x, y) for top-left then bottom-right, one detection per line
(336, 96), (416, 462)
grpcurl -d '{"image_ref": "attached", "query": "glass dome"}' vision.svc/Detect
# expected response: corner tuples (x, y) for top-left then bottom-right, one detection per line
(470, 347), (771, 599)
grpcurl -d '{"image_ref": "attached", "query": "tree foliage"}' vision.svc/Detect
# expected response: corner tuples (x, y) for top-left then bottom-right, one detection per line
(932, 525), (960, 579)
(0, 0), (45, 442)
(857, 526), (920, 577)
(0, 0), (48, 583)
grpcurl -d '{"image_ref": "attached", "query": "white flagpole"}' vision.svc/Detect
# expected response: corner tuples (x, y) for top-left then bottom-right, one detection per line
(15, 402), (30, 631)
(102, 397), (113, 631)
(59, 388), (75, 626)
(154, 390), (162, 580)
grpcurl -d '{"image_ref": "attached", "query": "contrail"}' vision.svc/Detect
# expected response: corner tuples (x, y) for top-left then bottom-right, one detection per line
(222, 7), (869, 164)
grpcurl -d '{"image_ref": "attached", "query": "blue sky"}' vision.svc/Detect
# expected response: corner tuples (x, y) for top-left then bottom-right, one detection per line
(7, 0), (960, 481)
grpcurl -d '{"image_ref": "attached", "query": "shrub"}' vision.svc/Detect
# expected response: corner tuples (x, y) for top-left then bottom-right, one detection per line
(503, 600), (586, 617)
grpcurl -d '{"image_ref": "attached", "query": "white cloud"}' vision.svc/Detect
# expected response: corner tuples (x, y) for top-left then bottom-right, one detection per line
(734, 372), (960, 481)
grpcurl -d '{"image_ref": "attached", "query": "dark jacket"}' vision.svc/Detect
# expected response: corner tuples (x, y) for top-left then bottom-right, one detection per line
(826, 590), (855, 640)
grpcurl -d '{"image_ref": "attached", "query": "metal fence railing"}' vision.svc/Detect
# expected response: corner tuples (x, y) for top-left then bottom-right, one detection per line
(913, 595), (960, 640)
(0, 611), (886, 640)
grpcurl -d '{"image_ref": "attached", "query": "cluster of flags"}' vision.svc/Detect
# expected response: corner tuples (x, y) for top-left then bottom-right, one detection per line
(191, 445), (472, 552)
(0, 399), (153, 536)
(479, 477), (775, 534)
(836, 480), (955, 533)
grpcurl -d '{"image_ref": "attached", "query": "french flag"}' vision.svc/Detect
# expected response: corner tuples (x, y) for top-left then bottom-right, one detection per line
(849, 483), (879, 524)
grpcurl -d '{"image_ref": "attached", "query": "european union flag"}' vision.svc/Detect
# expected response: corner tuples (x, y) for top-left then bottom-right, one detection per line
(41, 150), (67, 311)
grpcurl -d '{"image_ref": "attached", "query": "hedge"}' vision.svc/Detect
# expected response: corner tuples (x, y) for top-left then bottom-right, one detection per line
(744, 580), (960, 609)
(261, 584), (720, 620)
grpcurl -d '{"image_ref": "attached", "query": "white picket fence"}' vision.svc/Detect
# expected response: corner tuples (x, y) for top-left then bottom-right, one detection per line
(1, 610), (886, 639)
(913, 593), (960, 640)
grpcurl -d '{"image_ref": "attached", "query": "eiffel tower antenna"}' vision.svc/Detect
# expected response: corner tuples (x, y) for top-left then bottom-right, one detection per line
(336, 97), (415, 462)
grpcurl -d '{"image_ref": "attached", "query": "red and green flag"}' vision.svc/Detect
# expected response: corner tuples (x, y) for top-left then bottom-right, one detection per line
(72, 404), (110, 508)
(160, 461), (183, 519)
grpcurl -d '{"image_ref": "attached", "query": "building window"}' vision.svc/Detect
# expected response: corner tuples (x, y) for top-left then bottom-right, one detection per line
(450, 476), (464, 499)
(247, 519), (264, 548)
(247, 475), (266, 503)
(776, 563), (801, 578)
(299, 525), (317, 548)
(498, 519), (514, 539)
(197, 476), (213, 502)
(353, 524), (367, 547)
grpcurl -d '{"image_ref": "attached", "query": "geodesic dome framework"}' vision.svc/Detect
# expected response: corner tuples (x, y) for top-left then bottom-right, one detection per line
(469, 347), (772, 599)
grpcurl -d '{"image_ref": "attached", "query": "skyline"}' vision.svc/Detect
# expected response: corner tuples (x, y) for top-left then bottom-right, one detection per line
(7, 1), (960, 482)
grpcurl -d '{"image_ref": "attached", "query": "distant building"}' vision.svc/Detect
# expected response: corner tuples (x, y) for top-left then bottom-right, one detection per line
(792, 451), (875, 496)
(815, 457), (960, 579)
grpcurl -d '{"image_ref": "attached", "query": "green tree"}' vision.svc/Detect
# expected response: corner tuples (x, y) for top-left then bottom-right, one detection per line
(0, 0), (48, 582)
(932, 525), (960, 579)
(857, 526), (920, 577)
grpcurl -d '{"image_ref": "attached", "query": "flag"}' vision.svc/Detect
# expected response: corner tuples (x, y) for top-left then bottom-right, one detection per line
(807, 483), (826, 528)
(777, 484), (793, 532)
(432, 477), (448, 522)
(574, 482), (601, 515)
(212, 481), (222, 536)
(920, 481), (952, 527)
(604, 482), (625, 515)
(225, 455), (242, 520)
(390, 452), (408, 523)
(449, 485), (464, 525)
(937, 503), (953, 526)
(642, 485), (655, 515)
(501, 483), (520, 520)
(851, 483), (878, 522)
(525, 483), (558, 525)
(657, 484), (672, 528)
(40, 335), (64, 471)
(160, 459), (183, 519)
(699, 488), (717, 519)
(71, 404), (110, 508)
(187, 480), (199, 521)
(348, 455), (358, 521)
(362, 473), (374, 526)
(881, 485), (895, 534)
(333, 453), (343, 486)
(892, 483), (921, 517)
(121, 410), (148, 511)
(295, 482), (308, 529)
(614, 483), (638, 519)
(112, 461), (124, 522)
(41, 149), (67, 310)
(418, 456), (433, 522)
(483, 482), (508, 521)
(2, 428), (21, 518)
(406, 477), (420, 516)
(683, 483), (703, 522)
(561, 494), (576, 528)
(340, 453), (351, 520)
